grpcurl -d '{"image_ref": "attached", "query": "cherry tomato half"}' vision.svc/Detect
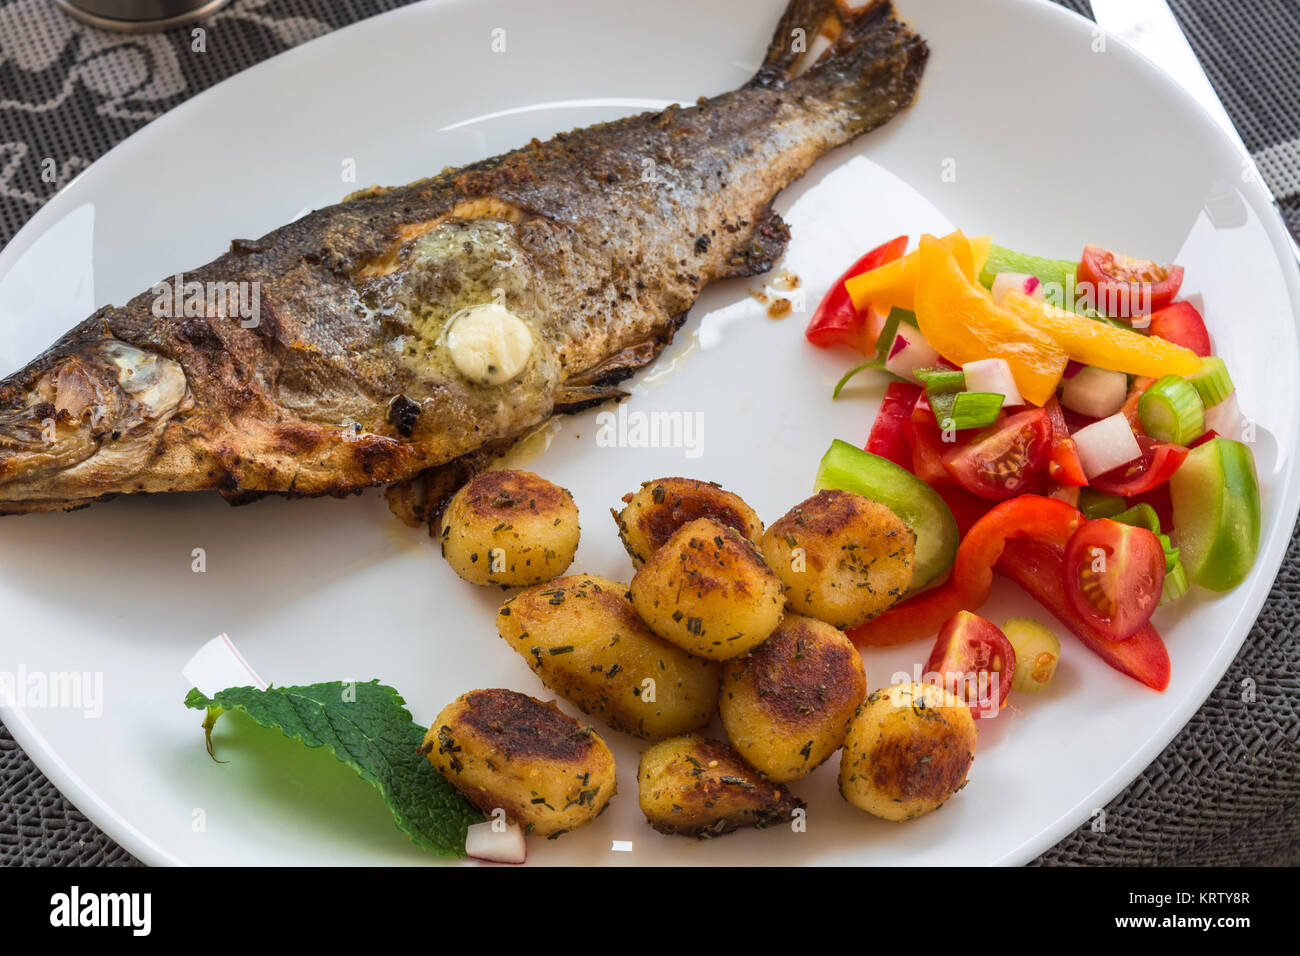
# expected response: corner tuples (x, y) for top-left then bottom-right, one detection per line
(941, 408), (1052, 501)
(1078, 244), (1184, 320)
(1063, 519), (1165, 641)
(925, 611), (1016, 718)
(1089, 435), (1189, 496)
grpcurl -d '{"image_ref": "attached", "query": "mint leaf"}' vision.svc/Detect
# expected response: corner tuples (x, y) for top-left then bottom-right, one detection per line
(184, 681), (481, 857)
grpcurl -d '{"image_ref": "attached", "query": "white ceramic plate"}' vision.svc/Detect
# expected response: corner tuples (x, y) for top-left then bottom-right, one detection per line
(2, 0), (1298, 867)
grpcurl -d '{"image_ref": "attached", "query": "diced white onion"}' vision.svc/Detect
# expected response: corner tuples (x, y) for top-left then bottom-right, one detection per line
(1072, 413), (1143, 478)
(884, 327), (942, 383)
(1060, 366), (1129, 419)
(991, 272), (1044, 304)
(1204, 390), (1242, 440)
(961, 358), (1023, 406)
(465, 820), (527, 864)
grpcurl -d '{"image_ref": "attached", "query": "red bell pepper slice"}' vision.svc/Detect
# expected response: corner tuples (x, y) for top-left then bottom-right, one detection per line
(866, 381), (922, 469)
(805, 235), (908, 352)
(997, 538), (1171, 691)
(848, 495), (1083, 647)
(1147, 300), (1212, 357)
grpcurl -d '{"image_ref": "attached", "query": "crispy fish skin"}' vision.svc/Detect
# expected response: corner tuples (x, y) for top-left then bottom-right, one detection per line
(0, 0), (927, 516)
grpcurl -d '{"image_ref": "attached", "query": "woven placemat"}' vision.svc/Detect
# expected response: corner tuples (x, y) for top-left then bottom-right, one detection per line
(1, 0), (1297, 867)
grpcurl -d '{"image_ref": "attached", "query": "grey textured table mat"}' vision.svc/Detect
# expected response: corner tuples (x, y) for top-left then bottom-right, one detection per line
(1, 0), (1297, 867)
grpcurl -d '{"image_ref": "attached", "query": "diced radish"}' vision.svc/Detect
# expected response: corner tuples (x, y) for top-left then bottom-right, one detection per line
(1060, 366), (1128, 419)
(1072, 413), (1143, 478)
(466, 820), (527, 864)
(1203, 391), (1243, 440)
(961, 358), (1023, 406)
(884, 326), (942, 383)
(991, 272), (1045, 304)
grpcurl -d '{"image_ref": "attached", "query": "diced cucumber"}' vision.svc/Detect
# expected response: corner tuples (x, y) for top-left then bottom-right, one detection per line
(978, 245), (1078, 296)
(1002, 617), (1061, 692)
(1169, 437), (1261, 591)
(815, 439), (959, 590)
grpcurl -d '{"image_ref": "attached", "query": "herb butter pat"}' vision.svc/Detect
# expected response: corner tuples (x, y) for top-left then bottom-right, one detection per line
(447, 302), (534, 386)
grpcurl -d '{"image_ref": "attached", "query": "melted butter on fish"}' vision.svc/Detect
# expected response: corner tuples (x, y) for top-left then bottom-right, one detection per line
(392, 218), (554, 394)
(446, 302), (534, 385)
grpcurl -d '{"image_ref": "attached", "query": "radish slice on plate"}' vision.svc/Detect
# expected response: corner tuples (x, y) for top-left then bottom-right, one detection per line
(466, 820), (527, 864)
(1072, 413), (1143, 478)
(1061, 366), (1128, 419)
(991, 272), (1044, 304)
(884, 326), (942, 383)
(961, 358), (1023, 406)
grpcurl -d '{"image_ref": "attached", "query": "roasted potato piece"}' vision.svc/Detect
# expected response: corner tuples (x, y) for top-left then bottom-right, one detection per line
(638, 734), (804, 838)
(497, 575), (720, 738)
(719, 613), (866, 782)
(838, 681), (976, 822)
(439, 469), (580, 587)
(630, 517), (784, 659)
(760, 489), (915, 629)
(423, 689), (615, 837)
(613, 477), (763, 567)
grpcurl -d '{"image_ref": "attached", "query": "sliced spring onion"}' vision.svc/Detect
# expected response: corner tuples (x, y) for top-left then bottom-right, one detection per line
(1137, 375), (1206, 445)
(961, 358), (1024, 406)
(1187, 356), (1234, 407)
(1111, 503), (1189, 606)
(830, 308), (921, 398)
(947, 391), (1004, 430)
(1079, 488), (1126, 520)
(832, 360), (879, 398)
(914, 366), (965, 425)
(914, 367), (965, 392)
(1160, 558), (1190, 605)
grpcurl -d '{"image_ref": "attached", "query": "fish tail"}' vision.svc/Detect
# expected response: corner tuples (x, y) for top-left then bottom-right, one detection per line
(747, 0), (838, 89)
(786, 1), (929, 138)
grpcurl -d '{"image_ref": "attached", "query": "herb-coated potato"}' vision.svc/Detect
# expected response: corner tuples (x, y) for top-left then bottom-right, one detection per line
(630, 517), (784, 659)
(613, 477), (764, 567)
(838, 681), (976, 822)
(440, 469), (579, 587)
(423, 688), (615, 837)
(760, 489), (915, 629)
(497, 575), (721, 739)
(637, 734), (804, 838)
(719, 613), (866, 782)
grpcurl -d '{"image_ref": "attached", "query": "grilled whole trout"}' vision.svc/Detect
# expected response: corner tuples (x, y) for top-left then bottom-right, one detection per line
(0, 0), (927, 520)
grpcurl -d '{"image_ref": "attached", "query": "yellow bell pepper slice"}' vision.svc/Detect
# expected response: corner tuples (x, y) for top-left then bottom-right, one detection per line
(1001, 290), (1203, 378)
(846, 230), (991, 315)
(914, 236), (1068, 406)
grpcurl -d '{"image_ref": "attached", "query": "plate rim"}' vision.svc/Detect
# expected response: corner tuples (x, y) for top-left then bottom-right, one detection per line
(2, 0), (1299, 867)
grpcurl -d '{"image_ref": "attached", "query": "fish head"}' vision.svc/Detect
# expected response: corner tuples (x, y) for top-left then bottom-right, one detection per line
(0, 338), (190, 504)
